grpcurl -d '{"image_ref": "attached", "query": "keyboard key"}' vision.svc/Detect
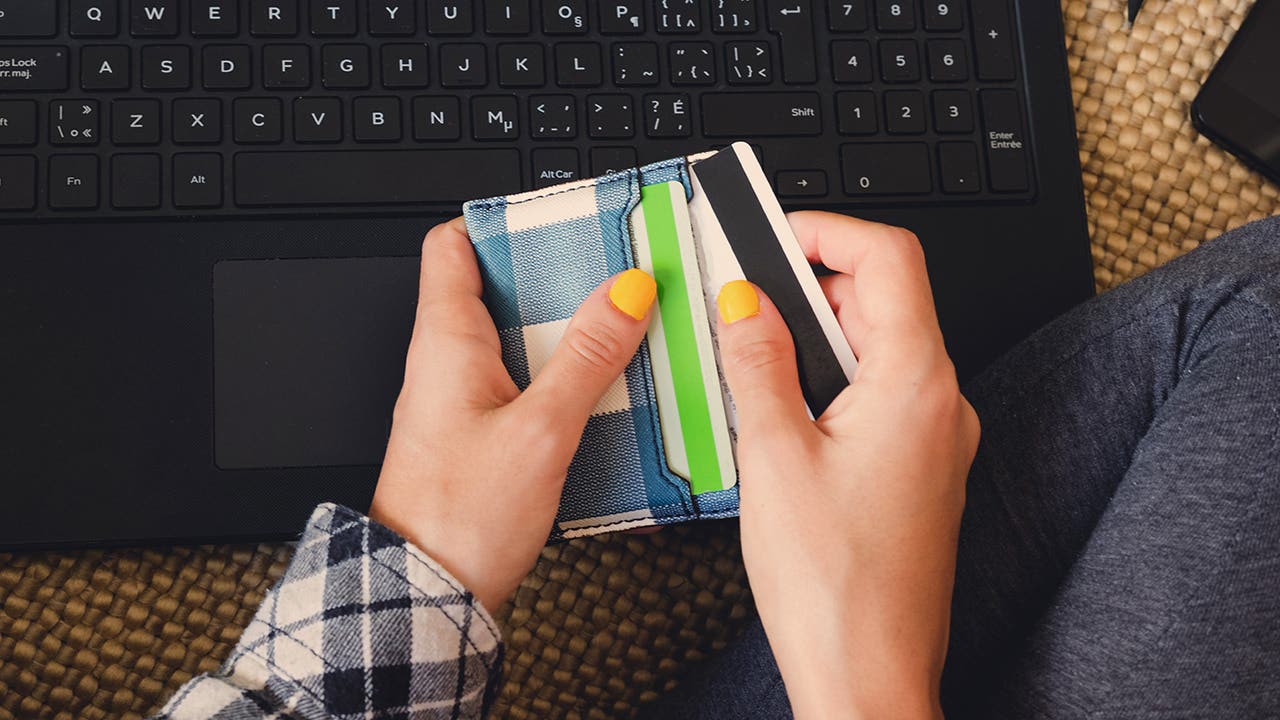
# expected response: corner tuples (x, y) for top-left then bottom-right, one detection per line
(0, 156), (36, 210)
(131, 0), (177, 36)
(841, 143), (930, 194)
(111, 153), (161, 208)
(50, 100), (100, 145)
(644, 93), (691, 137)
(587, 94), (634, 138)
(937, 141), (979, 193)
(233, 149), (521, 205)
(972, 0), (1015, 80)
(112, 98), (161, 144)
(776, 170), (826, 197)
(173, 153), (222, 207)
(927, 39), (967, 81)
(702, 92), (821, 137)
(884, 90), (924, 134)
(0, 100), (37, 145)
(191, 0), (239, 36)
(726, 42), (771, 84)
(0, 47), (69, 92)
(827, 0), (868, 31)
(264, 45), (311, 88)
(472, 96), (519, 139)
(835, 91), (877, 134)
(369, 1), (415, 35)
(81, 46), (131, 90)
(655, 0), (700, 33)
(49, 155), (99, 209)
(203, 45), (251, 89)
(70, 0), (120, 37)
(141, 46), (190, 90)
(543, 0), (588, 33)
(322, 44), (370, 88)
(932, 89), (973, 133)
(412, 96), (462, 140)
(532, 147), (579, 188)
(530, 95), (576, 138)
(924, 0), (963, 30)
(234, 98), (284, 143)
(613, 42), (659, 86)
(427, 0), (474, 34)
(670, 42), (715, 85)
(439, 44), (486, 87)
(497, 43), (544, 87)
(294, 96), (342, 141)
(556, 43), (602, 86)
(766, 0), (816, 83)
(310, 0), (356, 35)
(382, 44), (430, 88)
(599, 1), (643, 33)
(0, 2), (56, 37)
(980, 89), (1028, 191)
(173, 98), (222, 143)
(251, 0), (299, 36)
(713, 0), (758, 32)
(831, 40), (871, 83)
(879, 39), (919, 82)
(485, 0), (531, 34)
(353, 97), (402, 141)
(590, 146), (637, 175)
(874, 0), (915, 30)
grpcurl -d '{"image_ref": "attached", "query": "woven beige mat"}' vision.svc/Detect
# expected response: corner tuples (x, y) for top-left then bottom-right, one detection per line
(4, 1), (1279, 718)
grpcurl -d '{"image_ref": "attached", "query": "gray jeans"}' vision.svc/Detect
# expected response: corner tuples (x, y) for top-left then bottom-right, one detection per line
(642, 216), (1280, 718)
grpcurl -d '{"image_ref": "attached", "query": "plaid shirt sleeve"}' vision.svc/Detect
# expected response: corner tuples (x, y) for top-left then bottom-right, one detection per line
(151, 503), (504, 720)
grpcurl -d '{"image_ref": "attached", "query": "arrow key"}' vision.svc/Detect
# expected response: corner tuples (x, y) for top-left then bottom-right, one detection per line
(776, 170), (827, 197)
(50, 99), (100, 146)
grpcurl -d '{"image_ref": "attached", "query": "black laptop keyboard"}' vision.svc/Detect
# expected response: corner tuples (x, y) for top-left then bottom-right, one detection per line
(0, 0), (1033, 218)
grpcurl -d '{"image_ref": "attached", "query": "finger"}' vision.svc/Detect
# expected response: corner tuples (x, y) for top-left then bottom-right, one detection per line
(414, 217), (501, 350)
(715, 281), (813, 436)
(787, 210), (944, 366)
(515, 269), (656, 430)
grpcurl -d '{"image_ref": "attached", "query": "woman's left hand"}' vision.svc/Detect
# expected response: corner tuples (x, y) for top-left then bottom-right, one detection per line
(369, 217), (656, 613)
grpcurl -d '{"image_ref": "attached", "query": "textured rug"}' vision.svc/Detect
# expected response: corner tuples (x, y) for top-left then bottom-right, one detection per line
(3, 1), (1278, 718)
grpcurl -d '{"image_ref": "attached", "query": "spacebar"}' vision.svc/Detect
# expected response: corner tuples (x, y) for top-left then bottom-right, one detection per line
(234, 149), (522, 207)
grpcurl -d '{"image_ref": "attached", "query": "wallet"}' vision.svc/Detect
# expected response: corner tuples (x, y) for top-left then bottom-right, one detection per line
(462, 145), (856, 541)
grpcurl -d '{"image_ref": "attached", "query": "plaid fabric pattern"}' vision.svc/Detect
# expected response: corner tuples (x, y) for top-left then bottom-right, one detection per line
(463, 157), (740, 542)
(152, 503), (502, 720)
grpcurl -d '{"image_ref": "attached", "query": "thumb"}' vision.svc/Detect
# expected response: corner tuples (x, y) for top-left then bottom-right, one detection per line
(716, 281), (812, 435)
(516, 269), (656, 431)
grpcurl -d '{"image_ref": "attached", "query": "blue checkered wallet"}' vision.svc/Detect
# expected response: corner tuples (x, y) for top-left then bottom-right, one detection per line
(463, 155), (740, 542)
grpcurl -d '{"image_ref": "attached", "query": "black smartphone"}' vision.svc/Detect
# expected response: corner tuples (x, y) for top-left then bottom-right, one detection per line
(1191, 0), (1280, 185)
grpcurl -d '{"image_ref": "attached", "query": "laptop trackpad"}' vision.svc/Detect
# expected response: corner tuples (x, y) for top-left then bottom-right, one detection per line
(213, 257), (418, 469)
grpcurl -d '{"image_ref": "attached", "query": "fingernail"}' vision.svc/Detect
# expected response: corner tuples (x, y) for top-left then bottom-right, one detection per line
(718, 280), (760, 324)
(609, 269), (657, 320)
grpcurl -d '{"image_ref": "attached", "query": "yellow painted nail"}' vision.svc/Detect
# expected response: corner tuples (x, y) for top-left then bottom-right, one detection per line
(609, 269), (657, 320)
(717, 280), (760, 324)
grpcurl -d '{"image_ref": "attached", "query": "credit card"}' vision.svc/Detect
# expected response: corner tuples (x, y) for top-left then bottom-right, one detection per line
(631, 181), (737, 494)
(689, 142), (859, 417)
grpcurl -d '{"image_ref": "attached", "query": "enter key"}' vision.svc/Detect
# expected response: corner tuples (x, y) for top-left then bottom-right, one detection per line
(979, 89), (1030, 192)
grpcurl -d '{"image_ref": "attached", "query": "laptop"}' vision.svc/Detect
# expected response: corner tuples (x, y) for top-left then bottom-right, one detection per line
(0, 0), (1093, 548)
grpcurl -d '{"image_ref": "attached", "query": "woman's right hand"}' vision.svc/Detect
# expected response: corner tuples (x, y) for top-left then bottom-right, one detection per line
(716, 211), (980, 720)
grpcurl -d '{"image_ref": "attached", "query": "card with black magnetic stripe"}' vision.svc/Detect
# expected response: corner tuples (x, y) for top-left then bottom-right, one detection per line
(691, 148), (850, 416)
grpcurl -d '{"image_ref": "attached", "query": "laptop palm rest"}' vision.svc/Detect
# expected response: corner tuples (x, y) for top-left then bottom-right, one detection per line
(213, 257), (418, 470)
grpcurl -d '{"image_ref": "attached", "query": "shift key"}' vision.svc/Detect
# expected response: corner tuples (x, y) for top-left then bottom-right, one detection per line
(980, 89), (1029, 192)
(0, 47), (69, 91)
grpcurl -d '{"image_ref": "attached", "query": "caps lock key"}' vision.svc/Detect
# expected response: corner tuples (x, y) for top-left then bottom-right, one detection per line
(0, 46), (69, 91)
